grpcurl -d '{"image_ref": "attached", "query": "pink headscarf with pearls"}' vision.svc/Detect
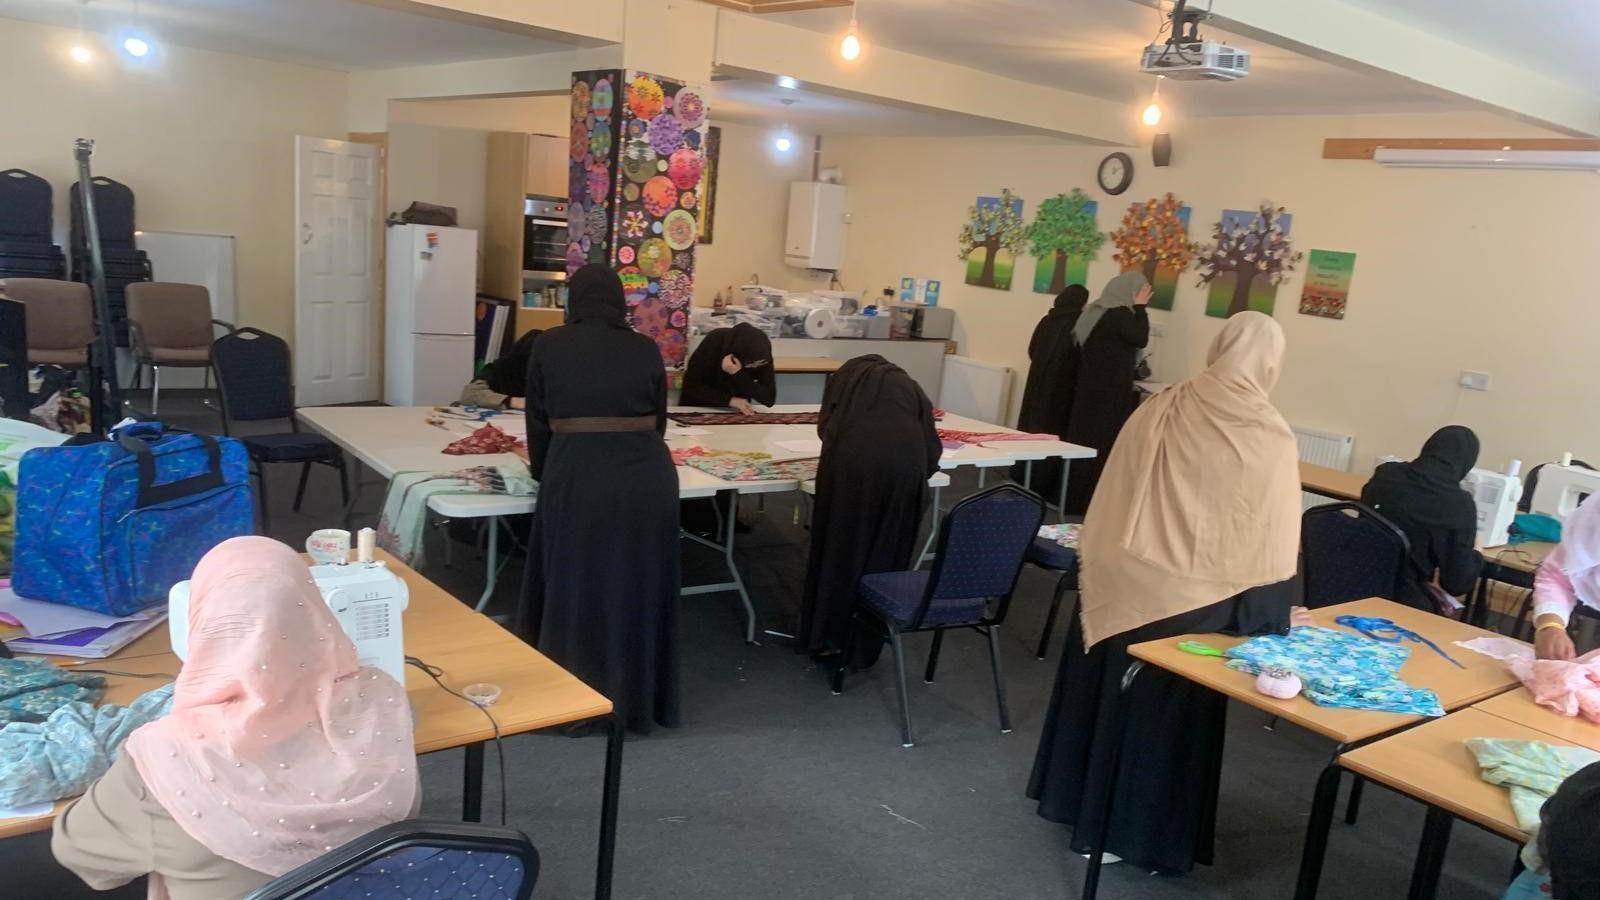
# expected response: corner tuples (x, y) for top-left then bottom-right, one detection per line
(125, 536), (417, 877)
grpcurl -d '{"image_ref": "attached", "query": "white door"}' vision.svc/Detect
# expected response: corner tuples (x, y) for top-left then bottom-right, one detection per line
(295, 136), (379, 406)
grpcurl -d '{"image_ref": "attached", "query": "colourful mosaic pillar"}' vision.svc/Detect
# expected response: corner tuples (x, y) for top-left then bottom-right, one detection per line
(569, 69), (707, 368)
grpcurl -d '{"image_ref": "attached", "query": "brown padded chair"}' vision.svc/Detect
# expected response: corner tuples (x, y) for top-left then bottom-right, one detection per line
(126, 281), (235, 415)
(0, 277), (96, 367)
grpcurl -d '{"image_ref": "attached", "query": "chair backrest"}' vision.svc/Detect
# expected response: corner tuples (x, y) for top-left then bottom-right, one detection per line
(213, 327), (294, 426)
(70, 176), (137, 250)
(243, 820), (540, 900)
(0, 169), (53, 242)
(1301, 502), (1411, 609)
(127, 282), (214, 349)
(917, 484), (1045, 628)
(0, 278), (95, 351)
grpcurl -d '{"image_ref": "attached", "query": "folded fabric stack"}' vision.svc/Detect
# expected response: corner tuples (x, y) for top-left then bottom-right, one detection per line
(1466, 736), (1600, 877)
(680, 450), (818, 482)
(0, 683), (174, 807)
(1225, 626), (1445, 716)
(1037, 523), (1083, 549)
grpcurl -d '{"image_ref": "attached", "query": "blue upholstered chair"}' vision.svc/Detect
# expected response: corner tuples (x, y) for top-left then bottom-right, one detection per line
(1024, 527), (1079, 660)
(212, 327), (348, 533)
(243, 820), (539, 900)
(832, 484), (1044, 748)
(1301, 502), (1410, 609)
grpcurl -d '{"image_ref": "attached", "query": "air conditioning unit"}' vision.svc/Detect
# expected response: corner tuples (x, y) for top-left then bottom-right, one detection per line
(1373, 148), (1600, 170)
(785, 182), (848, 271)
(1140, 40), (1250, 81)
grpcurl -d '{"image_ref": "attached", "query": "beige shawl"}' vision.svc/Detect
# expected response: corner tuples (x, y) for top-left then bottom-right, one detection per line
(1077, 312), (1302, 649)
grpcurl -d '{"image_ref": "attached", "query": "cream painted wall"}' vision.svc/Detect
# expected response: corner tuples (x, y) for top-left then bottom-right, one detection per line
(390, 96), (567, 132)
(694, 121), (831, 303)
(2, 17), (348, 344)
(385, 124), (491, 284)
(822, 112), (1595, 474)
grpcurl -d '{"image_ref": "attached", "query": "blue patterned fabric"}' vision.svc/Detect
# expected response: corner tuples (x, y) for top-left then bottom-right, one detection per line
(859, 571), (986, 627)
(304, 847), (527, 899)
(1225, 626), (1445, 717)
(931, 488), (1042, 601)
(0, 683), (173, 807)
(1026, 536), (1078, 572)
(12, 425), (253, 614)
(0, 657), (104, 726)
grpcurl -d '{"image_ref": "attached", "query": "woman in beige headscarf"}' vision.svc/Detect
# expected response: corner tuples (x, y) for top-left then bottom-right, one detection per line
(1027, 312), (1302, 876)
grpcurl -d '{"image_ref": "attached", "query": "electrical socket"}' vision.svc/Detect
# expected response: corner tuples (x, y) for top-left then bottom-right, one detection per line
(1149, 323), (1166, 338)
(1459, 370), (1490, 391)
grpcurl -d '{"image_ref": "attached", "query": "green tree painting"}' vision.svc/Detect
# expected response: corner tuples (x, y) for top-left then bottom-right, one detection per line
(1027, 189), (1104, 295)
(958, 189), (1027, 290)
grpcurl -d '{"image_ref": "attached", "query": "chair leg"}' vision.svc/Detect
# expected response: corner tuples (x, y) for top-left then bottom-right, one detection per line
(150, 365), (161, 415)
(831, 614), (858, 695)
(292, 462), (313, 512)
(1037, 573), (1072, 660)
(255, 465), (272, 536)
(986, 624), (1013, 734)
(336, 456), (351, 508)
(889, 629), (915, 748)
(1345, 775), (1366, 826)
(923, 629), (946, 684)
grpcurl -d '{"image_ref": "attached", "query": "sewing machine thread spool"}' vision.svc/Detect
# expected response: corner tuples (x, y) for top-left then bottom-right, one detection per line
(357, 527), (376, 564)
(1562, 451), (1574, 467)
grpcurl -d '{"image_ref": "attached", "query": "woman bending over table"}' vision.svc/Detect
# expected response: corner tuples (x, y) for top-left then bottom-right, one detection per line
(679, 323), (775, 415)
(1028, 312), (1302, 875)
(1531, 493), (1600, 660)
(52, 537), (419, 900)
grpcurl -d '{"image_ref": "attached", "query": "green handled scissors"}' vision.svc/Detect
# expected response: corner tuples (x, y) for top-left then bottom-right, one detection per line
(1177, 640), (1226, 658)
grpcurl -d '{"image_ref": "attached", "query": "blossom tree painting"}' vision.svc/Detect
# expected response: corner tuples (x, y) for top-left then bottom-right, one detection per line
(1196, 202), (1304, 318)
(1110, 193), (1197, 309)
(1026, 189), (1105, 295)
(958, 189), (1027, 290)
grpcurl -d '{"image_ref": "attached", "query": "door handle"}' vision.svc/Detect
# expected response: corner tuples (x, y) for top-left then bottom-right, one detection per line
(302, 223), (313, 245)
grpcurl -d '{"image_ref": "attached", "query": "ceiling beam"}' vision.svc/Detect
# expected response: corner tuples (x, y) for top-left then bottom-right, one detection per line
(346, 0), (624, 45)
(1131, 0), (1600, 136)
(713, 12), (1133, 144)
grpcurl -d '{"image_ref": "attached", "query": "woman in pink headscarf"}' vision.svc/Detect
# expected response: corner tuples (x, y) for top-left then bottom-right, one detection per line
(52, 536), (419, 899)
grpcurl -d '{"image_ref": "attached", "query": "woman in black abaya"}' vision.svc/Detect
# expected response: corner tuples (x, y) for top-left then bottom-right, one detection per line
(1062, 272), (1151, 514)
(679, 323), (776, 413)
(520, 265), (680, 734)
(1011, 284), (1089, 498)
(800, 355), (942, 663)
(1360, 425), (1484, 611)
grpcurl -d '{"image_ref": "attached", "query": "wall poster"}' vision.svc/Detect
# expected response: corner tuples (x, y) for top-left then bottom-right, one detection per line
(1197, 203), (1303, 319)
(1027, 189), (1104, 295)
(1299, 250), (1356, 319)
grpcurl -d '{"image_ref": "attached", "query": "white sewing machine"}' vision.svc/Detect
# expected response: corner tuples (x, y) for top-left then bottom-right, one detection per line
(1530, 461), (1600, 522)
(1461, 467), (1521, 548)
(168, 558), (410, 684)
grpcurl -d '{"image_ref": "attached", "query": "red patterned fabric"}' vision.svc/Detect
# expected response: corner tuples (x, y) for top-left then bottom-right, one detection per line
(937, 428), (1059, 444)
(442, 423), (526, 455)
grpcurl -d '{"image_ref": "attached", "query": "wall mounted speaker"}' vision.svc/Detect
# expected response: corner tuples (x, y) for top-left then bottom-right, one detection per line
(1153, 133), (1173, 168)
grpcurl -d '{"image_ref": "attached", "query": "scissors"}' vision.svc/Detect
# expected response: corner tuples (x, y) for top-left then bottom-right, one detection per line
(1177, 640), (1226, 658)
(1334, 615), (1465, 669)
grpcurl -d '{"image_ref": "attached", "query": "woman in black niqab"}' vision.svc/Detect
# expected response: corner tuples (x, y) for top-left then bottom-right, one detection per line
(520, 264), (681, 733)
(1012, 284), (1090, 497)
(1360, 425), (1484, 610)
(679, 323), (776, 412)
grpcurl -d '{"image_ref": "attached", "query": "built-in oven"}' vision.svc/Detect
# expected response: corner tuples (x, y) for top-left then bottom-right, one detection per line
(523, 196), (568, 274)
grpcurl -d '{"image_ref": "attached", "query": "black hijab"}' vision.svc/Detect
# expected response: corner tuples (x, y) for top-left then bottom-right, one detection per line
(726, 323), (772, 366)
(1052, 284), (1089, 314)
(1546, 761), (1600, 900)
(1364, 425), (1480, 530)
(819, 355), (923, 445)
(481, 329), (542, 397)
(567, 264), (627, 328)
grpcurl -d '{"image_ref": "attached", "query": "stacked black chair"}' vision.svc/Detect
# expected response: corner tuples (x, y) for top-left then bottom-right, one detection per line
(70, 176), (151, 347)
(0, 169), (67, 280)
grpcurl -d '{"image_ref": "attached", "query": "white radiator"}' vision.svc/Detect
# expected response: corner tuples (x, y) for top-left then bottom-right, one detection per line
(1293, 425), (1355, 511)
(939, 356), (1012, 424)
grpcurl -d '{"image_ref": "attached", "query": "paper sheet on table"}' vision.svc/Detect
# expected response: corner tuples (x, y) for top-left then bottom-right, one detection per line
(773, 439), (823, 455)
(0, 586), (157, 638)
(668, 427), (712, 437)
(0, 801), (52, 819)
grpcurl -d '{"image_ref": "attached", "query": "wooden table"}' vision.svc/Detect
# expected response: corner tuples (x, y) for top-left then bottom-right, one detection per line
(1299, 461), (1366, 502)
(1476, 688), (1600, 752)
(1079, 598), (1524, 900)
(772, 356), (844, 374)
(0, 552), (624, 900)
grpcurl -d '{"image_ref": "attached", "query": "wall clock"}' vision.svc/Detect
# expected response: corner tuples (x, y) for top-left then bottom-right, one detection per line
(1097, 152), (1134, 195)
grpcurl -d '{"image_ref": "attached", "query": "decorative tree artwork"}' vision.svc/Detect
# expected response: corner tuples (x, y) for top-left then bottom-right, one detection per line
(572, 69), (706, 366)
(1299, 249), (1356, 320)
(1110, 193), (1196, 310)
(1027, 189), (1104, 295)
(1197, 203), (1304, 318)
(958, 190), (1026, 290)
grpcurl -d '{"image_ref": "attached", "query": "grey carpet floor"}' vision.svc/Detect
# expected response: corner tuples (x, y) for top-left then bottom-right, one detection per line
(6, 392), (1518, 899)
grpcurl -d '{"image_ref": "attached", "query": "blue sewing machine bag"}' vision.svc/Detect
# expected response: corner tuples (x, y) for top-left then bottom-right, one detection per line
(12, 423), (253, 615)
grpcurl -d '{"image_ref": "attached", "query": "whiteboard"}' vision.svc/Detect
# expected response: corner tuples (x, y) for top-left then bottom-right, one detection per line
(939, 355), (1012, 425)
(135, 230), (237, 324)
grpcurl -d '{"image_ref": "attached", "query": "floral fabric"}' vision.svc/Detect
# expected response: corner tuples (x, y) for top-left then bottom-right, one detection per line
(0, 683), (173, 807)
(1037, 523), (1083, 549)
(441, 423), (526, 455)
(1225, 626), (1445, 717)
(375, 465), (535, 567)
(680, 453), (818, 482)
(0, 657), (105, 726)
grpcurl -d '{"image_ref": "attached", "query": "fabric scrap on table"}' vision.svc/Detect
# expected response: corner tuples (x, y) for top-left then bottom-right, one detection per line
(1038, 523), (1083, 549)
(671, 445), (708, 466)
(1467, 736), (1600, 875)
(0, 683), (173, 807)
(1225, 626), (1445, 716)
(0, 657), (105, 726)
(681, 454), (818, 482)
(441, 422), (526, 455)
(376, 465), (535, 568)
(670, 408), (945, 427)
(937, 429), (1059, 445)
(1458, 637), (1600, 723)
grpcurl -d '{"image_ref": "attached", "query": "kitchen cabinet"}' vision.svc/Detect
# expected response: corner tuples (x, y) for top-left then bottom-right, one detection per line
(524, 134), (566, 199)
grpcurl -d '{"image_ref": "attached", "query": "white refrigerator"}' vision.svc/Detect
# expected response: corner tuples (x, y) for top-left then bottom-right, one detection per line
(384, 224), (477, 407)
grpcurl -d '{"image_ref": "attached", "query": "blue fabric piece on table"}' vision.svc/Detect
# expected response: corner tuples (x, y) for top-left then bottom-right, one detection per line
(0, 683), (174, 806)
(1225, 626), (1445, 717)
(0, 657), (105, 726)
(859, 571), (987, 627)
(1510, 513), (1561, 545)
(1026, 536), (1078, 572)
(1500, 870), (1549, 900)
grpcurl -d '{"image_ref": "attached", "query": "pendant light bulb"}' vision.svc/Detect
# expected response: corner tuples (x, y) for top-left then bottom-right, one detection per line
(839, 18), (862, 61)
(70, 44), (93, 64)
(1141, 76), (1164, 127)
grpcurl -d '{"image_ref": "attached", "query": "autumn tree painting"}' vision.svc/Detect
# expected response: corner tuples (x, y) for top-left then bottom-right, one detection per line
(1196, 202), (1304, 318)
(1026, 189), (1105, 295)
(958, 189), (1027, 290)
(1110, 193), (1197, 309)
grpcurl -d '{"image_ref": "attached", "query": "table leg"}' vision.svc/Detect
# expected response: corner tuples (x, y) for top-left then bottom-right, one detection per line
(1405, 807), (1454, 900)
(475, 516), (500, 613)
(1080, 660), (1143, 900)
(1057, 461), (1071, 524)
(680, 491), (758, 643)
(595, 715), (624, 900)
(978, 468), (987, 489)
(339, 459), (367, 531)
(1024, 460), (1033, 491)
(462, 741), (484, 823)
(1292, 754), (1346, 900)
(917, 484), (944, 568)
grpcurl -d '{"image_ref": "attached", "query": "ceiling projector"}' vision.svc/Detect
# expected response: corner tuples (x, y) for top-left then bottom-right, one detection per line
(1140, 39), (1250, 81)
